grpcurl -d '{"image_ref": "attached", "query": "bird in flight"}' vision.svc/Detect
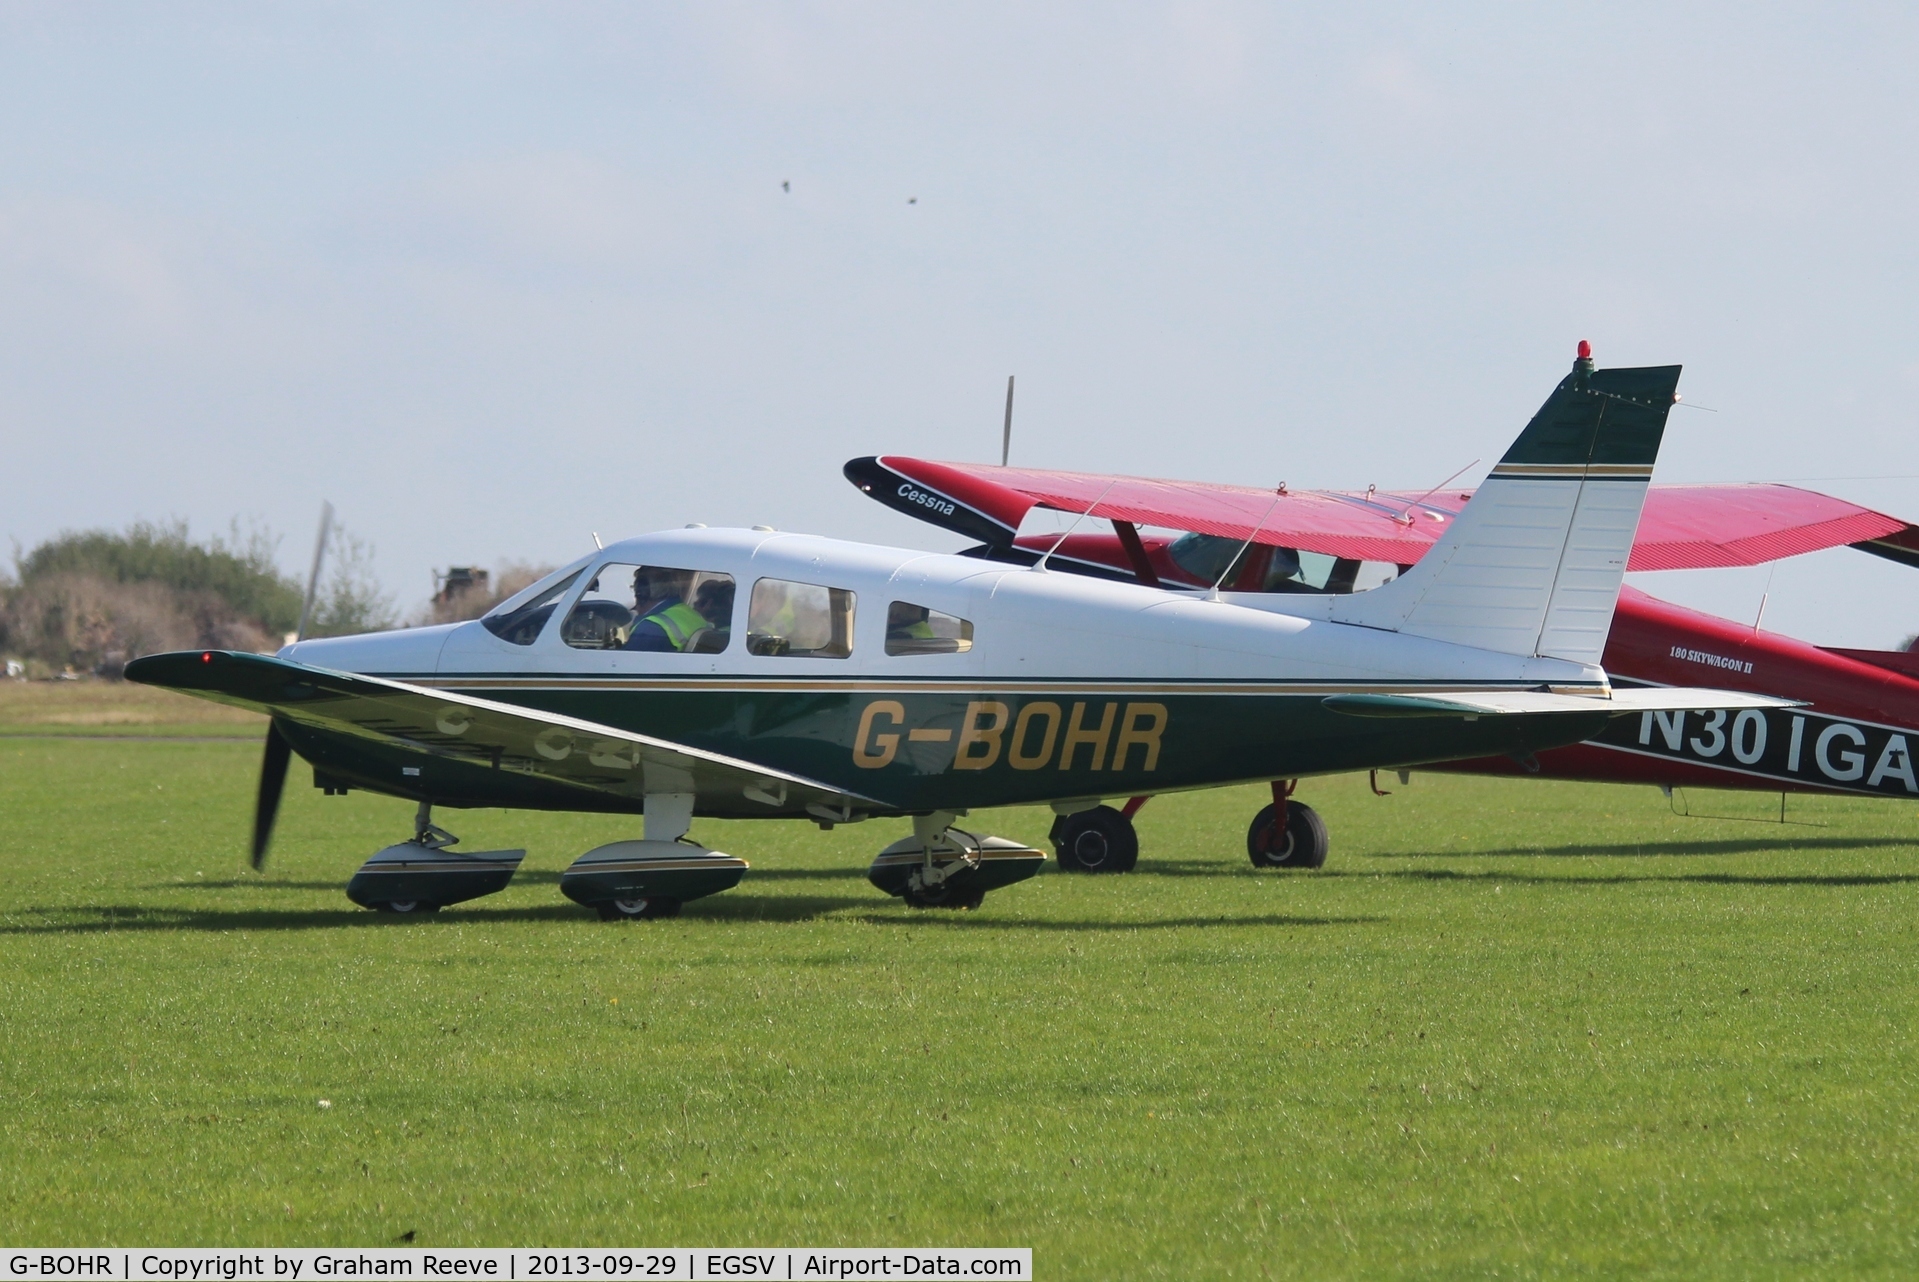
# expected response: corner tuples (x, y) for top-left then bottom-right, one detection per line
(782, 180), (790, 193)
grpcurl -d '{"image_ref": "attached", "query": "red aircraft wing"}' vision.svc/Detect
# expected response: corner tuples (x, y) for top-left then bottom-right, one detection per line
(847, 456), (1914, 572)
(848, 453), (1919, 804)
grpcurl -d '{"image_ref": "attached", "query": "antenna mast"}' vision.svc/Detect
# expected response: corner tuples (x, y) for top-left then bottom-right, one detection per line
(1001, 375), (1015, 466)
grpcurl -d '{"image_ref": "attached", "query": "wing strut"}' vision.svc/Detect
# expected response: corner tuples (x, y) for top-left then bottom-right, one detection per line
(1112, 520), (1161, 587)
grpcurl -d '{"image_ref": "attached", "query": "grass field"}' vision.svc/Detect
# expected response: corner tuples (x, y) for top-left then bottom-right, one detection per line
(3, 693), (1919, 1275)
(0, 678), (262, 737)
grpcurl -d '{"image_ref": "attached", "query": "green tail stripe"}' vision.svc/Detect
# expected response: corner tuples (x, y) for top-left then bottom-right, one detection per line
(1498, 363), (1682, 469)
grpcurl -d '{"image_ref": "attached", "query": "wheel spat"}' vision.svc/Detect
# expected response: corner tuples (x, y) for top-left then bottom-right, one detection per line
(251, 721), (292, 869)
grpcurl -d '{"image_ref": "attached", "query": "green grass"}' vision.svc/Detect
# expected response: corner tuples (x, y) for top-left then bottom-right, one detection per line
(3, 737), (1918, 1277)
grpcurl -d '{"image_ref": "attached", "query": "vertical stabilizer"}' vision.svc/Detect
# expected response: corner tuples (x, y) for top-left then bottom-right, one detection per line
(1332, 346), (1680, 665)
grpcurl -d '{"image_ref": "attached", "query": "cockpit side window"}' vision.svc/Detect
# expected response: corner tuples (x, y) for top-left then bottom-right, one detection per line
(481, 569), (582, 646)
(561, 564), (735, 653)
(746, 578), (855, 658)
(885, 601), (974, 656)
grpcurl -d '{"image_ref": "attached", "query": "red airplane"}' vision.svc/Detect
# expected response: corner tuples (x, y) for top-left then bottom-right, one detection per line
(847, 449), (1919, 864)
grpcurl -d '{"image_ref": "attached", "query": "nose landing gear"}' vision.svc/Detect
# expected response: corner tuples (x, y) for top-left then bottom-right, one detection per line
(1247, 780), (1328, 869)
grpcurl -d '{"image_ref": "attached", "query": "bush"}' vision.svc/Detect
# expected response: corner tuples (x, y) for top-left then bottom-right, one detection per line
(1, 573), (279, 676)
(0, 518), (397, 672)
(18, 519), (301, 634)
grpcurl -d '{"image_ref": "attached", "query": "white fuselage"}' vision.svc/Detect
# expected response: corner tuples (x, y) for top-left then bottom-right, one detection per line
(286, 527), (1607, 694)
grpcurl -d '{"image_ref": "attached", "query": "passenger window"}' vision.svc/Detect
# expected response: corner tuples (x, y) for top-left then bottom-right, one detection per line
(885, 601), (974, 656)
(747, 578), (855, 658)
(481, 570), (582, 645)
(561, 564), (735, 653)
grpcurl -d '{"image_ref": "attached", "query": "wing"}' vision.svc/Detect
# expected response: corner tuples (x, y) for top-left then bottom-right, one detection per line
(848, 456), (1915, 573)
(1631, 484), (1909, 570)
(848, 454), (1447, 564)
(124, 650), (892, 819)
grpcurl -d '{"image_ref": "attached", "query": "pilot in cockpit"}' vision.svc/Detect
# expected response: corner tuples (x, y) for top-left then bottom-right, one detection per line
(624, 567), (705, 652)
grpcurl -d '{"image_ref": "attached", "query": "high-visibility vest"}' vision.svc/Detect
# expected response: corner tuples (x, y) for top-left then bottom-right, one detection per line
(642, 601), (707, 651)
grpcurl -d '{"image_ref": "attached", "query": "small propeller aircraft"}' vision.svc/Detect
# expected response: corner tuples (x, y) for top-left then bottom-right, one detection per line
(851, 361), (1919, 860)
(128, 346), (1784, 918)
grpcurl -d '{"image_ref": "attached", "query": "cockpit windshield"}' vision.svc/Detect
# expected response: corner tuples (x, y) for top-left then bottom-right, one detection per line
(480, 556), (592, 646)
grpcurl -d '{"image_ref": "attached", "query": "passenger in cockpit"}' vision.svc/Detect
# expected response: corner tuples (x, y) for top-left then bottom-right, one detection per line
(624, 567), (704, 652)
(694, 578), (735, 632)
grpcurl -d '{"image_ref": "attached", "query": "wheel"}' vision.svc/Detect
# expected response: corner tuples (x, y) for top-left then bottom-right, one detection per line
(1246, 800), (1328, 869)
(374, 900), (440, 914)
(1050, 805), (1139, 873)
(901, 881), (985, 910)
(595, 896), (681, 920)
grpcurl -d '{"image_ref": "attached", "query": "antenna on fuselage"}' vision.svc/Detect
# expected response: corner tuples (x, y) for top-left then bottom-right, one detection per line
(1001, 375), (1015, 467)
(1206, 489), (1285, 601)
(1033, 479), (1119, 574)
(1395, 458), (1480, 526)
(295, 500), (335, 642)
(592, 532), (604, 550)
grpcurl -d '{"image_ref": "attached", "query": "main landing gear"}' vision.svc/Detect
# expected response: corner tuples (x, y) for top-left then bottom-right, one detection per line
(344, 802), (527, 914)
(1049, 799), (1145, 873)
(558, 791), (746, 921)
(1048, 787), (1328, 873)
(1246, 780), (1328, 869)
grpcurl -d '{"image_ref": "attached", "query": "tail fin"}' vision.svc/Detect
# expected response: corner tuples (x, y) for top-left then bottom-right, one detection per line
(1332, 346), (1680, 664)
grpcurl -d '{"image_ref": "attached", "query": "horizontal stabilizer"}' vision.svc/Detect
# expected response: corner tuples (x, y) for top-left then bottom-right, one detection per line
(1323, 687), (1799, 719)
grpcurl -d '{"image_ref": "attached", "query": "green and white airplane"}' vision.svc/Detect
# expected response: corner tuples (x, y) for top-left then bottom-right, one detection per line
(128, 347), (1786, 919)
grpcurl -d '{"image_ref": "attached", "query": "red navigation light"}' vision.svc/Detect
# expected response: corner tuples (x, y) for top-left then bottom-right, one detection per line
(201, 652), (213, 663)
(1577, 339), (1592, 360)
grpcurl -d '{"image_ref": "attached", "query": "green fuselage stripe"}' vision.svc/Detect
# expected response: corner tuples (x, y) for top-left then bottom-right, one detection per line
(298, 679), (1615, 815)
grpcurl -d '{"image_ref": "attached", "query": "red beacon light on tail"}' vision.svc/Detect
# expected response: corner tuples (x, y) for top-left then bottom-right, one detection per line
(1577, 339), (1592, 360)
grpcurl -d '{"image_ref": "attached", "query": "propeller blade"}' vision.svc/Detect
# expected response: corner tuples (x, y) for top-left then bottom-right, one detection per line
(252, 722), (292, 869)
(296, 501), (335, 643)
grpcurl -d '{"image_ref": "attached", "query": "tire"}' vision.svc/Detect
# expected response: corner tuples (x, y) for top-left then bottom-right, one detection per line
(374, 900), (440, 914)
(1246, 801), (1329, 869)
(596, 896), (682, 921)
(1050, 805), (1139, 873)
(902, 882), (985, 910)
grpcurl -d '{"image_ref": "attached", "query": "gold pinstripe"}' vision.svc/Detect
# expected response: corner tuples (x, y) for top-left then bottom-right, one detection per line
(411, 677), (1613, 699)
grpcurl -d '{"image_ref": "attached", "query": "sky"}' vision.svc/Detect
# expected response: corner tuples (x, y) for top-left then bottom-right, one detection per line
(4, 3), (1918, 645)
